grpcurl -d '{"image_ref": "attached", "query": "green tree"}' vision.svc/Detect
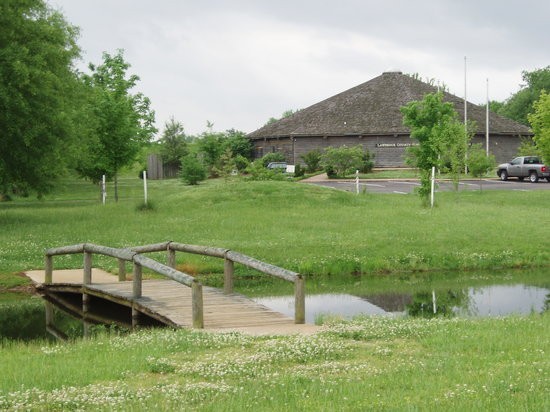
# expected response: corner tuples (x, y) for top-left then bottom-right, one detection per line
(0, 0), (81, 198)
(263, 109), (299, 126)
(439, 120), (472, 190)
(467, 143), (496, 191)
(159, 117), (188, 169)
(180, 154), (207, 185)
(401, 92), (461, 203)
(528, 91), (550, 164)
(222, 129), (253, 160)
(321, 145), (364, 177)
(78, 50), (156, 201)
(498, 66), (550, 125)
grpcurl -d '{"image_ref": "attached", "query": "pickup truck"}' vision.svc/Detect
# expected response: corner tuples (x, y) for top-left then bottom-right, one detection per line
(497, 156), (550, 183)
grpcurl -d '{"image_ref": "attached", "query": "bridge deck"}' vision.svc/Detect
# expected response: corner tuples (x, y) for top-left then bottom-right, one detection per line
(26, 270), (319, 335)
(88, 279), (294, 330)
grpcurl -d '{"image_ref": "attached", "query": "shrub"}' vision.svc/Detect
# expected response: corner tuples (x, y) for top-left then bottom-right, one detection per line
(234, 154), (250, 171)
(321, 145), (364, 177)
(180, 154), (207, 185)
(294, 164), (305, 177)
(300, 149), (322, 172)
(360, 150), (375, 173)
(245, 161), (285, 181)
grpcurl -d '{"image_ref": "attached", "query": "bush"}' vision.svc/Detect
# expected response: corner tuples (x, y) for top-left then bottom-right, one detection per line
(360, 150), (375, 173)
(325, 165), (337, 178)
(301, 149), (322, 172)
(321, 145), (364, 177)
(261, 152), (286, 167)
(294, 163), (305, 177)
(180, 154), (207, 185)
(245, 161), (286, 181)
(234, 154), (250, 171)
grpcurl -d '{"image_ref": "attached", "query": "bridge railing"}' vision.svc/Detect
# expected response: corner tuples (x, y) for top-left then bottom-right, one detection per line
(127, 241), (305, 324)
(44, 243), (204, 328)
(44, 241), (305, 325)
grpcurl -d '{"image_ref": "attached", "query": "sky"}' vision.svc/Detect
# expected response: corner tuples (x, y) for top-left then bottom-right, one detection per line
(51, 0), (549, 137)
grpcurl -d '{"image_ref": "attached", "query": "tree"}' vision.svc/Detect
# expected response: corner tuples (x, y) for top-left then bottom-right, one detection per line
(467, 143), (496, 191)
(180, 154), (206, 185)
(0, 0), (81, 198)
(78, 50), (156, 201)
(439, 121), (472, 190)
(321, 145), (364, 177)
(401, 92), (463, 203)
(222, 129), (253, 160)
(263, 109), (299, 126)
(159, 117), (188, 169)
(498, 66), (550, 125)
(528, 91), (550, 163)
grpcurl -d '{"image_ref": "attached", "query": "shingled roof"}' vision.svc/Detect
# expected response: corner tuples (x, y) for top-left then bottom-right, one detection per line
(248, 71), (531, 139)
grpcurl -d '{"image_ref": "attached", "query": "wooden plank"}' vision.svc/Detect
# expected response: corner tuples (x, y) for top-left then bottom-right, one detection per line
(38, 278), (297, 331)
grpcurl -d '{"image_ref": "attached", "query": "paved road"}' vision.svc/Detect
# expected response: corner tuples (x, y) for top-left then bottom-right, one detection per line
(306, 178), (550, 194)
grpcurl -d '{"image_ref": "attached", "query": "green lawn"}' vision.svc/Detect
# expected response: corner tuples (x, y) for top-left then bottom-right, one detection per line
(1, 175), (549, 411)
(1, 175), (549, 291)
(1, 314), (548, 411)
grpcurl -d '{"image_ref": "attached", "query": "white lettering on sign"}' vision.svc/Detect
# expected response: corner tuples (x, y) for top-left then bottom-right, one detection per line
(375, 143), (419, 148)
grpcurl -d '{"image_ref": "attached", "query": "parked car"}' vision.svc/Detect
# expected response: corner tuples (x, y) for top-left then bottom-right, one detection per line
(496, 156), (550, 183)
(267, 162), (287, 172)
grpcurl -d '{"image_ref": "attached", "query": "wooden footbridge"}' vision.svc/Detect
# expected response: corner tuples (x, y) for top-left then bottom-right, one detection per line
(30, 242), (314, 335)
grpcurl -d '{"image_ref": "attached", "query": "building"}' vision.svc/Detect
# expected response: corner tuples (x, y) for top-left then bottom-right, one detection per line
(247, 71), (532, 167)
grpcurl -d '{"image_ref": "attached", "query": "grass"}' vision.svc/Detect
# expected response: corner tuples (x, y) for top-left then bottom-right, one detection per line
(0, 314), (548, 411)
(1, 175), (549, 410)
(1, 175), (549, 293)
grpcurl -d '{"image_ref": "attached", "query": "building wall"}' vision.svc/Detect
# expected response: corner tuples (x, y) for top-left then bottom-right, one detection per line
(252, 134), (525, 167)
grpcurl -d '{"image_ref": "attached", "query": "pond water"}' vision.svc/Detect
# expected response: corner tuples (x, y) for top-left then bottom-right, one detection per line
(253, 283), (550, 324)
(1, 270), (548, 341)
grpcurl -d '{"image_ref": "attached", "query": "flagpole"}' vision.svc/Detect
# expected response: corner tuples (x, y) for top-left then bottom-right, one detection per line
(464, 56), (468, 174)
(486, 78), (490, 156)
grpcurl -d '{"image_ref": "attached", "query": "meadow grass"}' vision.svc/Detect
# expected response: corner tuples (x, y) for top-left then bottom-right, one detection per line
(0, 313), (548, 411)
(1, 176), (548, 410)
(1, 175), (549, 292)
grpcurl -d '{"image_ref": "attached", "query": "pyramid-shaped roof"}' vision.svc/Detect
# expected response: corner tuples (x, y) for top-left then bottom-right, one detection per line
(248, 71), (531, 139)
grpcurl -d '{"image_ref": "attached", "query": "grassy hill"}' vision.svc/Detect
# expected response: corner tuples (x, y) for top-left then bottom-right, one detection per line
(1, 176), (549, 287)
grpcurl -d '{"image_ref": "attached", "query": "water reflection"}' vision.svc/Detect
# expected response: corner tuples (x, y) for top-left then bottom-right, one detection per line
(253, 284), (550, 324)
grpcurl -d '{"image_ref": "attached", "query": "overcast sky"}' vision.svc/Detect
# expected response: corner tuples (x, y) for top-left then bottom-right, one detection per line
(51, 0), (549, 136)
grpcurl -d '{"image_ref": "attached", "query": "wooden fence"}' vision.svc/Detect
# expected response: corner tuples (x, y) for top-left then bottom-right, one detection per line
(44, 241), (305, 328)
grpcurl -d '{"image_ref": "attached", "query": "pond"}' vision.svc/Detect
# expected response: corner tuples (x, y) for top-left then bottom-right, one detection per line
(253, 283), (550, 323)
(1, 269), (548, 340)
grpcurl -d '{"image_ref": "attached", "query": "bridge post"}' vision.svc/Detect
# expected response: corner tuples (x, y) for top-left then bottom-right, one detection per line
(167, 248), (176, 269)
(118, 258), (126, 281)
(294, 275), (305, 324)
(83, 252), (92, 315)
(83, 252), (92, 285)
(132, 263), (142, 328)
(191, 281), (204, 328)
(133, 263), (142, 298)
(45, 255), (53, 284)
(224, 258), (234, 294)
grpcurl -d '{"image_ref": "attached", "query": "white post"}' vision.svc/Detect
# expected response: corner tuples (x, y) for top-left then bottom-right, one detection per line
(101, 174), (106, 205)
(486, 78), (490, 156)
(143, 170), (148, 206)
(432, 290), (437, 314)
(430, 166), (435, 208)
(355, 170), (359, 194)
